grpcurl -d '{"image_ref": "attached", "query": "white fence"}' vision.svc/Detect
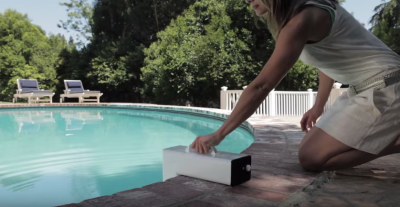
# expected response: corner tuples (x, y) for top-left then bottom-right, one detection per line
(220, 87), (344, 116)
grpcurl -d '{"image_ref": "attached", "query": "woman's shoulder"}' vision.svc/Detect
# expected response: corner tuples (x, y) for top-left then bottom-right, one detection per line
(284, 6), (333, 43)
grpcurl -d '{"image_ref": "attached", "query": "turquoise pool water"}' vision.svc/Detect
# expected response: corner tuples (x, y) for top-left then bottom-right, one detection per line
(0, 107), (254, 207)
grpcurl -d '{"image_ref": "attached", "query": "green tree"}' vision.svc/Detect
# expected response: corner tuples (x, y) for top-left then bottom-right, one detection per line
(370, 0), (400, 54)
(277, 60), (318, 91)
(0, 10), (60, 101)
(79, 0), (198, 102)
(57, 0), (200, 102)
(58, 0), (94, 47)
(141, 0), (268, 106)
(372, 19), (400, 54)
(52, 36), (86, 99)
(370, 0), (399, 28)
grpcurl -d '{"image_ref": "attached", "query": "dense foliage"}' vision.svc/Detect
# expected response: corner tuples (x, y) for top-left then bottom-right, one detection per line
(370, 0), (400, 55)
(142, 0), (269, 106)
(0, 10), (73, 101)
(56, 0), (199, 102)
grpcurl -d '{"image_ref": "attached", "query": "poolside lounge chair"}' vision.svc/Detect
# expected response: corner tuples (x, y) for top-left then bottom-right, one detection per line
(13, 79), (55, 104)
(60, 80), (103, 103)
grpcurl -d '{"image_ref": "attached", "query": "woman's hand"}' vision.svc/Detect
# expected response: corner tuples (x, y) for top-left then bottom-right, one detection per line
(190, 133), (224, 154)
(300, 106), (324, 132)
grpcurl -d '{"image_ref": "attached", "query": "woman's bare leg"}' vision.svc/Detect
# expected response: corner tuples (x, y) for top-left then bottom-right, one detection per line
(298, 127), (400, 171)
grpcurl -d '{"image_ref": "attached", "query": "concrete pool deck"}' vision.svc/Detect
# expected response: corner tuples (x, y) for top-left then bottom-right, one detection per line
(1, 103), (399, 207)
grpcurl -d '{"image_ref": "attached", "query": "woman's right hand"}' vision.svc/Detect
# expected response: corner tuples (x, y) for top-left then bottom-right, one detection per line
(190, 133), (224, 154)
(300, 106), (324, 132)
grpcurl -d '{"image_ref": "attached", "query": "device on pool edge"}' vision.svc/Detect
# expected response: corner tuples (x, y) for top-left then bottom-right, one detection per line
(162, 145), (252, 186)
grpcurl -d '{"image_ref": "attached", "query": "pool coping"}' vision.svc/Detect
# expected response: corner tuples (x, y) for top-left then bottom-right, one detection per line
(1, 103), (329, 207)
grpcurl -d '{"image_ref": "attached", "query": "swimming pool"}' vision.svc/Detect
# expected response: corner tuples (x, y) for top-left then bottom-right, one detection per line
(0, 107), (254, 207)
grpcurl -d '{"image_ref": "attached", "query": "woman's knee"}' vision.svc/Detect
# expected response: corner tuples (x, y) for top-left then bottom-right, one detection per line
(298, 127), (353, 171)
(298, 145), (325, 172)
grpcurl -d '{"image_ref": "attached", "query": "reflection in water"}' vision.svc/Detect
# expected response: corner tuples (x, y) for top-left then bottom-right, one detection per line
(61, 111), (103, 131)
(0, 108), (253, 207)
(12, 111), (56, 133)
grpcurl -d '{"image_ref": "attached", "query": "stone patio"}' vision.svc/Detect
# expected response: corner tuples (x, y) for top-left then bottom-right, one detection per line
(2, 103), (399, 207)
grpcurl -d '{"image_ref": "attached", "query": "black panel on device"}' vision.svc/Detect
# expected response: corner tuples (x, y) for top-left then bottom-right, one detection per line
(230, 155), (251, 186)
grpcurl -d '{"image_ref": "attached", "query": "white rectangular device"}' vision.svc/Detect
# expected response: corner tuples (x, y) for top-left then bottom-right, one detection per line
(162, 145), (251, 186)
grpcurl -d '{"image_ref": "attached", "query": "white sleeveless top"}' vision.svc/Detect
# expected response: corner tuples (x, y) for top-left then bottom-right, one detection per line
(299, 0), (400, 85)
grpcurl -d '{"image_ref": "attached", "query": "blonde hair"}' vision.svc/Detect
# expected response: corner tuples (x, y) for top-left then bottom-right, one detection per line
(256, 0), (339, 39)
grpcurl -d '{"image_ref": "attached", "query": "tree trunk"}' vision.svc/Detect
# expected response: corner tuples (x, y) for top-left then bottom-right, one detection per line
(153, 0), (160, 31)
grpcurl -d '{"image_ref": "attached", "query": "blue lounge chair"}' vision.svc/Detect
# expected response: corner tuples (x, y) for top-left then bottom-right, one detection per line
(13, 79), (55, 104)
(60, 80), (103, 103)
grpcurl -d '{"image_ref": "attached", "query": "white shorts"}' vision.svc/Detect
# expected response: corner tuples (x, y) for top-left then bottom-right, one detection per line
(315, 81), (400, 155)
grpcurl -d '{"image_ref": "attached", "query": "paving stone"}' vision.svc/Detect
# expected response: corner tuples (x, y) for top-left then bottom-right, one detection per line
(361, 165), (400, 173)
(251, 154), (283, 160)
(253, 127), (281, 131)
(56, 204), (83, 207)
(255, 128), (283, 131)
(251, 163), (317, 176)
(254, 136), (287, 144)
(246, 143), (286, 151)
(80, 195), (126, 207)
(143, 182), (203, 201)
(276, 163), (308, 172)
(304, 158), (400, 207)
(254, 134), (284, 139)
(166, 176), (227, 192)
(254, 127), (285, 134)
(288, 151), (299, 156)
(287, 140), (301, 145)
(281, 158), (300, 164)
(340, 194), (396, 207)
(243, 147), (285, 155)
(251, 170), (314, 185)
(253, 129), (282, 133)
(323, 175), (399, 194)
(175, 200), (222, 207)
(283, 131), (306, 139)
(306, 192), (352, 207)
(367, 156), (400, 166)
(226, 185), (289, 202)
(251, 154), (281, 164)
(201, 191), (275, 207)
(243, 178), (303, 193)
(114, 188), (176, 207)
(241, 149), (282, 156)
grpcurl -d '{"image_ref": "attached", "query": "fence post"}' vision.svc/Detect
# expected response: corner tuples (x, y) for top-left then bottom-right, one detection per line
(307, 88), (314, 110)
(269, 89), (276, 116)
(220, 86), (228, 110)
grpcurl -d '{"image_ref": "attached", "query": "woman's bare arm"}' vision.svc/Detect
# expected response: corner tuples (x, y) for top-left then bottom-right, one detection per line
(213, 7), (332, 139)
(300, 70), (335, 132)
(315, 71), (335, 110)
